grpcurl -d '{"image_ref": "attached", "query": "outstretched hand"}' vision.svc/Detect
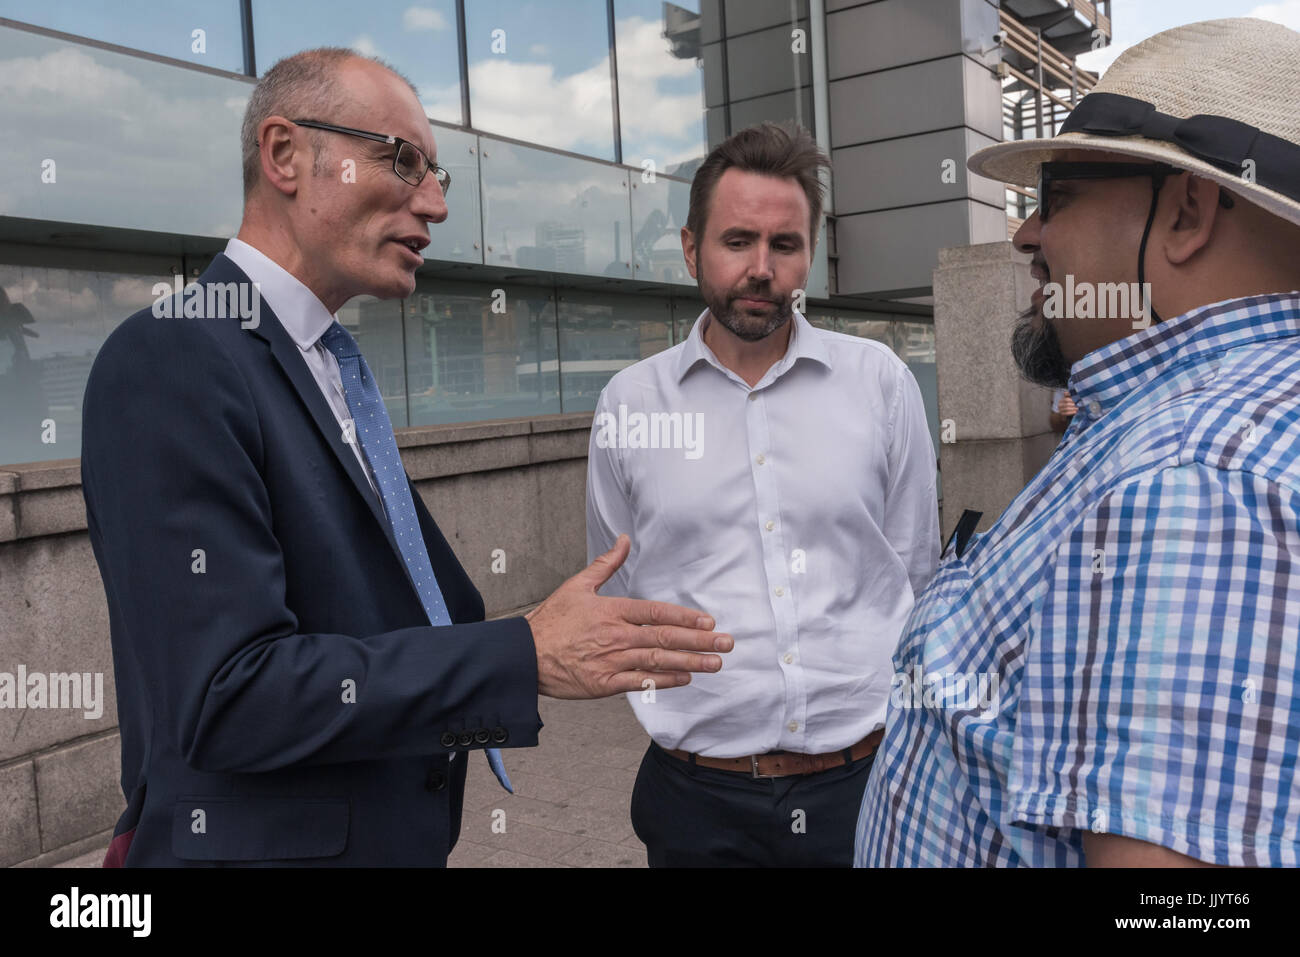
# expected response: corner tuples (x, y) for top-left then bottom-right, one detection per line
(527, 535), (733, 699)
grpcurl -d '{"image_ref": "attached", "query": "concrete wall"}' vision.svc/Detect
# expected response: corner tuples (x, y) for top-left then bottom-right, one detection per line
(0, 413), (593, 867)
(828, 0), (1007, 297)
(933, 241), (1059, 540)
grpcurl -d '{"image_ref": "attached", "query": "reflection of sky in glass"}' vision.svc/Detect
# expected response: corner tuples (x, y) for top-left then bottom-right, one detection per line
(0, 263), (167, 465)
(458, 0), (615, 160)
(0, 0), (244, 72)
(252, 0), (462, 124)
(615, 0), (705, 176)
(479, 137), (631, 278)
(0, 26), (246, 236)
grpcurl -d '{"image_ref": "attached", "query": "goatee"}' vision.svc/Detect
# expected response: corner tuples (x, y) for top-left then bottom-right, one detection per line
(698, 262), (792, 342)
(1011, 305), (1071, 389)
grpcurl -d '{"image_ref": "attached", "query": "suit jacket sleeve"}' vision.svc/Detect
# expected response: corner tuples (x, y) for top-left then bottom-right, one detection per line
(81, 312), (539, 775)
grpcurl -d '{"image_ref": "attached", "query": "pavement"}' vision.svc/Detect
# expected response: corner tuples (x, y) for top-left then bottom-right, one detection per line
(448, 693), (649, 868)
(57, 693), (650, 869)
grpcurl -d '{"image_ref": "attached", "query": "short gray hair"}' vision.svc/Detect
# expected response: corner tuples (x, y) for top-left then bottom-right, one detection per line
(240, 47), (420, 198)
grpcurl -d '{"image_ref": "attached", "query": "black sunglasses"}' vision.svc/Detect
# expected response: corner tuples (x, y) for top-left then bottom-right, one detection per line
(1037, 160), (1233, 222)
(292, 119), (451, 193)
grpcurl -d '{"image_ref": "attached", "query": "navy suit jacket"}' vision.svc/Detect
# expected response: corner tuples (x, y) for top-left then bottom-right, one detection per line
(81, 254), (541, 866)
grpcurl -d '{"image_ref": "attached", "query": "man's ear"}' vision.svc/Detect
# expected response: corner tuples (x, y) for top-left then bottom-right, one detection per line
(1162, 172), (1222, 266)
(681, 226), (698, 280)
(257, 116), (303, 198)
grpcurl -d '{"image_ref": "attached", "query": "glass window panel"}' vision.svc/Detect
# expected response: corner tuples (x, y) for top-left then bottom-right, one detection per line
(0, 25), (246, 238)
(424, 126), (482, 265)
(805, 310), (895, 348)
(896, 319), (940, 459)
(252, 0), (462, 125)
(672, 296), (705, 343)
(479, 137), (632, 279)
(556, 289), (671, 412)
(629, 174), (692, 286)
(614, 0), (707, 178)
(403, 278), (559, 426)
(0, 0), (245, 73)
(0, 255), (171, 466)
(464, 0), (614, 160)
(338, 296), (407, 427)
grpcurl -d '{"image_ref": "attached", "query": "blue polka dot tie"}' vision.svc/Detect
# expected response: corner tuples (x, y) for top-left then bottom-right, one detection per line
(320, 321), (512, 793)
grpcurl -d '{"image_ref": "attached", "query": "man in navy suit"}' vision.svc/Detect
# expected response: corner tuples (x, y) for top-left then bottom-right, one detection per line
(81, 48), (731, 867)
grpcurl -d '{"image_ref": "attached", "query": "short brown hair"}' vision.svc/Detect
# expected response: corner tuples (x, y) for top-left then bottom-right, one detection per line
(685, 122), (830, 242)
(240, 48), (419, 199)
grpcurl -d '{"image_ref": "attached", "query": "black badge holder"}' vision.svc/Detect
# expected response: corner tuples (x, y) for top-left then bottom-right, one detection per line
(943, 509), (983, 560)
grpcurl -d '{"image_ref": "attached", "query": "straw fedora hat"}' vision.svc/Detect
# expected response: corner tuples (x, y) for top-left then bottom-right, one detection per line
(968, 17), (1300, 229)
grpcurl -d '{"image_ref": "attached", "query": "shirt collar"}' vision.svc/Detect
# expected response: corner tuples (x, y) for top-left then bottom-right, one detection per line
(674, 307), (831, 385)
(223, 238), (337, 351)
(1068, 291), (1300, 416)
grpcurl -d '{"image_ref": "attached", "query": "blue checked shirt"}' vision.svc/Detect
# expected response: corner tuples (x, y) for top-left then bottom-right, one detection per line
(855, 291), (1300, 867)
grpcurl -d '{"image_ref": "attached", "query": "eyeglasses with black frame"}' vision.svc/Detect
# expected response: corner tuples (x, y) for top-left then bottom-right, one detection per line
(291, 119), (451, 194)
(1036, 160), (1234, 222)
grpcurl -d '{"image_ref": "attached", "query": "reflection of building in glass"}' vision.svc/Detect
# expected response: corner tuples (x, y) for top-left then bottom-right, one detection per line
(661, 2), (700, 59)
(536, 221), (587, 275)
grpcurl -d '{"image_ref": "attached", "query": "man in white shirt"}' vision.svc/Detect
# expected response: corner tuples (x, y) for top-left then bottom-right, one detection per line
(586, 122), (940, 867)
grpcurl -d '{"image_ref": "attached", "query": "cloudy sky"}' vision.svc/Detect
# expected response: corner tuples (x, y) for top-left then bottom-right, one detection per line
(1077, 0), (1300, 73)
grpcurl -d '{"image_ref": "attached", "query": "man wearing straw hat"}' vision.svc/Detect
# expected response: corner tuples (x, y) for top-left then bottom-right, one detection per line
(854, 18), (1300, 867)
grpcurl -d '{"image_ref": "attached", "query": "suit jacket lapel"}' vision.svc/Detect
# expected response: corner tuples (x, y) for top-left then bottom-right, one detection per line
(200, 255), (420, 598)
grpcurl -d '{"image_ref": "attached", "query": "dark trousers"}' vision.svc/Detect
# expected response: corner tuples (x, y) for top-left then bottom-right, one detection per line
(630, 740), (876, 867)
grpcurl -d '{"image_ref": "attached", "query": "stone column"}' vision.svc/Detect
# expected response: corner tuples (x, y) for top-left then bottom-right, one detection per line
(932, 241), (1061, 540)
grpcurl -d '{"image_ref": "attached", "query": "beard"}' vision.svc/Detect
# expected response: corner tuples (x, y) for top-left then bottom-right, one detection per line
(1011, 304), (1072, 389)
(697, 259), (794, 343)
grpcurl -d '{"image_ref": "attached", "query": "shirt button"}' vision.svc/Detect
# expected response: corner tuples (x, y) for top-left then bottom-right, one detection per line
(748, 393), (759, 401)
(756, 454), (766, 465)
(764, 520), (775, 531)
(774, 586), (784, 597)
(782, 653), (793, 664)
(787, 720), (799, 732)
(1088, 399), (1102, 416)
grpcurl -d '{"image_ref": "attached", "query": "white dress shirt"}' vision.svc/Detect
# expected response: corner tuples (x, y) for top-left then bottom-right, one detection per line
(222, 238), (380, 502)
(586, 309), (940, 757)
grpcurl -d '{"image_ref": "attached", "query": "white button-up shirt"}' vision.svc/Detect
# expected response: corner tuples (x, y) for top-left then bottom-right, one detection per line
(222, 238), (380, 502)
(586, 309), (940, 757)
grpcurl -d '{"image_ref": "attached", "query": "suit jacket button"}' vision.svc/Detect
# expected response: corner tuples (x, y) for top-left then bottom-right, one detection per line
(457, 730), (474, 747)
(425, 769), (448, 792)
(473, 728), (491, 745)
(491, 726), (508, 744)
(439, 732), (457, 748)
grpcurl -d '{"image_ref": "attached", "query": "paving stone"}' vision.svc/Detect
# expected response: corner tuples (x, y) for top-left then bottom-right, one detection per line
(504, 771), (589, 805)
(545, 760), (638, 793)
(447, 839), (499, 868)
(567, 786), (634, 816)
(558, 838), (647, 868)
(508, 795), (636, 844)
(478, 848), (566, 868)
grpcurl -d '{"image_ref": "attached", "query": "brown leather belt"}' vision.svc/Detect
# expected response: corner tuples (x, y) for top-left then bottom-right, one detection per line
(662, 728), (884, 779)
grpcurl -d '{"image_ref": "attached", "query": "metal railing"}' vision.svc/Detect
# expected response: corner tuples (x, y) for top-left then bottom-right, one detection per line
(998, 7), (1105, 238)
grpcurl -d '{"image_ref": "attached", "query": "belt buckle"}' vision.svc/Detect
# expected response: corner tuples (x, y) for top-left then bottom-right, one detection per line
(750, 754), (779, 779)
